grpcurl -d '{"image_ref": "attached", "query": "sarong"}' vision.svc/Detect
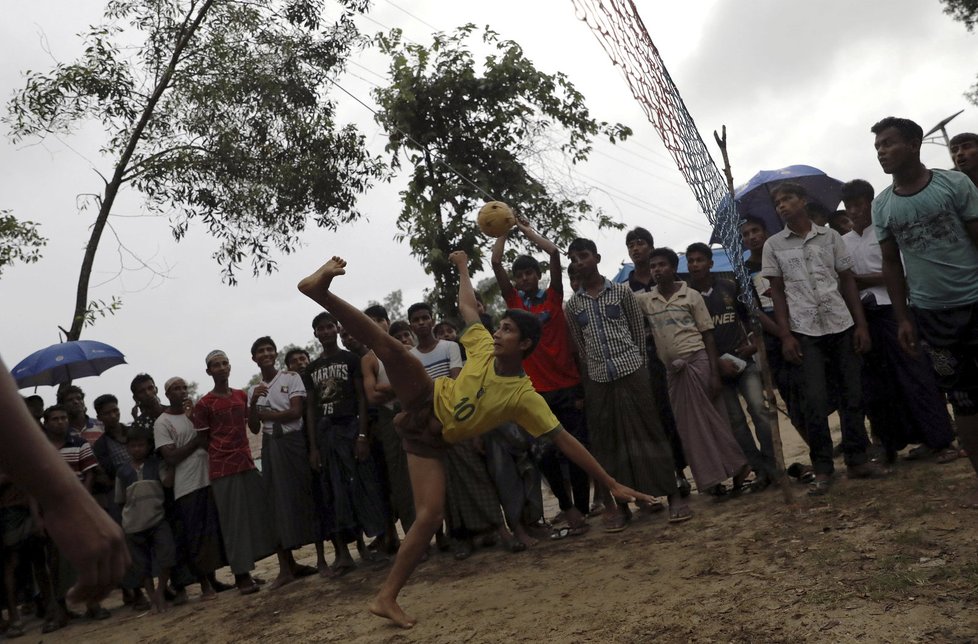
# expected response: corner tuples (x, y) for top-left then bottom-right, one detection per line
(174, 486), (226, 577)
(262, 430), (318, 550)
(666, 349), (748, 490)
(376, 406), (416, 531)
(444, 440), (504, 537)
(211, 470), (276, 575)
(321, 417), (388, 539)
(584, 366), (678, 497)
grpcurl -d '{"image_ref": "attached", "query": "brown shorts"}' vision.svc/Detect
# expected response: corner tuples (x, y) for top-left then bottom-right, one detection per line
(394, 390), (449, 459)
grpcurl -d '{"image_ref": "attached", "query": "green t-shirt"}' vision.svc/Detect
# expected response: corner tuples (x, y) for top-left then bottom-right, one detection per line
(872, 168), (978, 310)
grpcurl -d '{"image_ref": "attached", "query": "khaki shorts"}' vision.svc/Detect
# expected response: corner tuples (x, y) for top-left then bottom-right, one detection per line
(394, 390), (449, 459)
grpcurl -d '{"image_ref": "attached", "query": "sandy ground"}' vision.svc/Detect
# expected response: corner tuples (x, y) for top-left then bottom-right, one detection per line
(14, 422), (978, 643)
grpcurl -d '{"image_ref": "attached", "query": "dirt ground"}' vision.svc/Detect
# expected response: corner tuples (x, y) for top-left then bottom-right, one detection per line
(21, 424), (978, 643)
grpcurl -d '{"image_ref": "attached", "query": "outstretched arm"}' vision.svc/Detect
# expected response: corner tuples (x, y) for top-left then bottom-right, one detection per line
(449, 250), (481, 326)
(551, 428), (655, 504)
(490, 234), (518, 301)
(515, 216), (563, 293)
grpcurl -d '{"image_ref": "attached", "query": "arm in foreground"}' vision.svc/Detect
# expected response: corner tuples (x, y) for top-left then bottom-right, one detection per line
(550, 428), (655, 504)
(0, 356), (129, 603)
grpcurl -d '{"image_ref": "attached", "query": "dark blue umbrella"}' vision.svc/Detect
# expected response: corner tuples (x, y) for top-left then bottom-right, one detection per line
(11, 340), (127, 389)
(715, 165), (844, 239)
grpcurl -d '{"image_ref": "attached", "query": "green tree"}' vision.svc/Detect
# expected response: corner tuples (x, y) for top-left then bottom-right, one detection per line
(0, 210), (47, 277)
(372, 25), (630, 319)
(5, 0), (385, 341)
(943, 0), (978, 102)
(366, 288), (405, 321)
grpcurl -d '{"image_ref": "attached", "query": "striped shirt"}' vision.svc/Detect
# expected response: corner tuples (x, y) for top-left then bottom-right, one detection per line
(565, 279), (647, 383)
(56, 433), (98, 480)
(410, 340), (463, 379)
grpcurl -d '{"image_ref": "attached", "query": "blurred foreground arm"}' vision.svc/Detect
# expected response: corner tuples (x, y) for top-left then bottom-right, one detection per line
(0, 356), (129, 603)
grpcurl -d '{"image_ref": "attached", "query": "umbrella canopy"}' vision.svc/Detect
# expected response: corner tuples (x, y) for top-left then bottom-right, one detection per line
(613, 248), (749, 283)
(11, 340), (127, 389)
(717, 165), (844, 239)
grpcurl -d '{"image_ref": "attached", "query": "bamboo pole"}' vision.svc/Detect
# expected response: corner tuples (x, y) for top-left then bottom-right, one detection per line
(713, 126), (793, 504)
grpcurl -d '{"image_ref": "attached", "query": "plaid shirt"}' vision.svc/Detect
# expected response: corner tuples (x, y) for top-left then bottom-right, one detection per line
(565, 279), (646, 383)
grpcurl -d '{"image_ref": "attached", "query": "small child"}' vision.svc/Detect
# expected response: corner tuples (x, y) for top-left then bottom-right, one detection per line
(115, 426), (175, 613)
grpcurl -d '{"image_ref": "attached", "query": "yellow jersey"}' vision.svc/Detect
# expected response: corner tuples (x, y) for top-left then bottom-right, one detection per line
(433, 324), (560, 443)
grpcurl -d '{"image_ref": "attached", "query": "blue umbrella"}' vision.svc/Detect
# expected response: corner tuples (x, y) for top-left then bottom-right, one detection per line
(613, 248), (749, 284)
(11, 340), (127, 389)
(717, 165), (844, 239)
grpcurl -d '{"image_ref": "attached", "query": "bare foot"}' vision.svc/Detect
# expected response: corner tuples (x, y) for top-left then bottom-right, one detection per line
(269, 573), (295, 590)
(317, 561), (334, 579)
(515, 525), (541, 546)
(297, 256), (347, 298)
(200, 590), (218, 602)
(960, 488), (978, 509)
(368, 595), (417, 629)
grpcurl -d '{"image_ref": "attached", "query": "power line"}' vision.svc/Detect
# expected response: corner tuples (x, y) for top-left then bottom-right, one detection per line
(379, 0), (442, 33)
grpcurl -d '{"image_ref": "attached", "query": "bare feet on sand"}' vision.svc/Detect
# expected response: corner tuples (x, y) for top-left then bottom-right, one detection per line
(960, 488), (978, 509)
(269, 573), (295, 590)
(369, 595), (417, 629)
(297, 256), (347, 298)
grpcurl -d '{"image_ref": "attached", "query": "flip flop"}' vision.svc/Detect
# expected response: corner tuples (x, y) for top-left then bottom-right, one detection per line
(936, 448), (960, 464)
(668, 507), (692, 523)
(550, 526), (571, 540)
(603, 514), (628, 533)
(567, 523), (590, 537)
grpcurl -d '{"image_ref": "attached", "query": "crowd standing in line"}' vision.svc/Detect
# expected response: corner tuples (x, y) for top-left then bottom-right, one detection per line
(1, 116), (977, 635)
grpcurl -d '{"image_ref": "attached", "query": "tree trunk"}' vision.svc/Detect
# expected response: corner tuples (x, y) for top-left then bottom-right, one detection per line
(66, 0), (216, 341)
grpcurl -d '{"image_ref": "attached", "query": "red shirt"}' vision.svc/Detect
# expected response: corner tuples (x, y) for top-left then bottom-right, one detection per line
(193, 390), (255, 480)
(504, 287), (580, 392)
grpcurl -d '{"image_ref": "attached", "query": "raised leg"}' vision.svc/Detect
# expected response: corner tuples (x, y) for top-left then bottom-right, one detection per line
(369, 454), (446, 628)
(299, 257), (432, 407)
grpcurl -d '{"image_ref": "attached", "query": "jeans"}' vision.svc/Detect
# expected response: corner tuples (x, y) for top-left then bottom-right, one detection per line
(720, 361), (777, 479)
(796, 329), (870, 474)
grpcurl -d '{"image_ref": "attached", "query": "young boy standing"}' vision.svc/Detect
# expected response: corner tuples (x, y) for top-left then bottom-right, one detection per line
(762, 182), (882, 495)
(304, 313), (388, 573)
(686, 242), (777, 490)
(491, 218), (589, 532)
(872, 117), (978, 506)
(638, 248), (749, 495)
(248, 336), (318, 589)
(115, 426), (174, 613)
(194, 353), (275, 594)
(565, 238), (688, 527)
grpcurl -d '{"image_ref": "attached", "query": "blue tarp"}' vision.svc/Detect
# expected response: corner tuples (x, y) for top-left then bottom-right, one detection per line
(612, 248), (749, 283)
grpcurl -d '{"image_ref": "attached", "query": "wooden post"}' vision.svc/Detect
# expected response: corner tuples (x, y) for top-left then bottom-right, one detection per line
(713, 126), (793, 504)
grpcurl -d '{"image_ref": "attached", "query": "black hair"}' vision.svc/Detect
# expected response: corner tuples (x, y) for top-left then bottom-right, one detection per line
(312, 311), (336, 329)
(284, 348), (310, 367)
(130, 373), (154, 394)
(128, 424), (154, 444)
(739, 215), (768, 232)
(93, 394), (118, 414)
(500, 308), (543, 358)
(389, 320), (412, 337)
(43, 404), (68, 421)
(650, 247), (679, 269)
(770, 181), (808, 201)
(870, 116), (923, 144)
(805, 201), (831, 219)
(433, 321), (458, 335)
(364, 304), (389, 322)
(24, 394), (43, 406)
(684, 242), (713, 260)
(407, 302), (432, 320)
(840, 179), (875, 203)
(511, 255), (542, 277)
(950, 132), (978, 147)
(250, 336), (277, 357)
(625, 227), (654, 247)
(56, 385), (84, 404)
(568, 238), (598, 255)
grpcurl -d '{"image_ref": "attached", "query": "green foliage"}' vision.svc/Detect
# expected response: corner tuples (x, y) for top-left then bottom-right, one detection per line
(942, 0), (978, 30)
(366, 288), (405, 321)
(81, 296), (123, 328)
(372, 25), (630, 319)
(5, 0), (385, 287)
(0, 210), (47, 277)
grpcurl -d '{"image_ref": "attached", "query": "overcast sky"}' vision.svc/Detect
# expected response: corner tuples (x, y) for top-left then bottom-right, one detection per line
(2, 0), (975, 410)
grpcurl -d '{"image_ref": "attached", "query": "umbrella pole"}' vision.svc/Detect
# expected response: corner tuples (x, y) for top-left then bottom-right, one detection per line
(713, 126), (793, 505)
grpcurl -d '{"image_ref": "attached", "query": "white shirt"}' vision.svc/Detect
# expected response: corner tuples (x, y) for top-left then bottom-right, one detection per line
(843, 226), (891, 306)
(153, 412), (209, 501)
(247, 371), (306, 435)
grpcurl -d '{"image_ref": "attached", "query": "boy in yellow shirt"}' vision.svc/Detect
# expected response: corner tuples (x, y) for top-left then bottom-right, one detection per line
(298, 251), (652, 629)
